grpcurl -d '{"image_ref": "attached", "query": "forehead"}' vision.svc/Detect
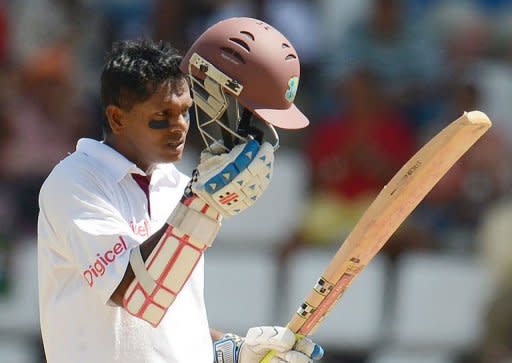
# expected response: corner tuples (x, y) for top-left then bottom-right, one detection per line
(143, 78), (192, 109)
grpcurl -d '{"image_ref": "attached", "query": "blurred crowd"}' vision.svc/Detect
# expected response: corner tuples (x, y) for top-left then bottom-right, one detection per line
(1, 0), (512, 362)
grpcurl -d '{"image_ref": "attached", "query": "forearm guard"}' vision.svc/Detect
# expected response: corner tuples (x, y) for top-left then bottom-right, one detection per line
(123, 196), (221, 326)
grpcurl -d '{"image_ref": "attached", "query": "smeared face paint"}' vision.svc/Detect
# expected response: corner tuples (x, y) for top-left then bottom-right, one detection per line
(148, 119), (169, 129)
(148, 110), (190, 129)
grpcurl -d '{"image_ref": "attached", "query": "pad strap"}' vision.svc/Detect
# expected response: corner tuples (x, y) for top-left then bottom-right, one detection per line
(167, 195), (221, 247)
(129, 247), (157, 294)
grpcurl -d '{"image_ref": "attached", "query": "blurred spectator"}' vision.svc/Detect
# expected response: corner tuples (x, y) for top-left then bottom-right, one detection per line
(0, 2), (7, 65)
(417, 1), (512, 254)
(9, 0), (109, 97)
(308, 69), (415, 202)
(477, 194), (512, 363)
(478, 280), (512, 363)
(323, 0), (442, 130)
(478, 195), (512, 287)
(88, 0), (154, 40)
(0, 45), (96, 236)
(263, 0), (322, 69)
(317, 0), (370, 49)
(461, 8), (512, 148)
(3, 1), (107, 238)
(440, 9), (512, 260)
(9, 0), (71, 63)
(152, 0), (197, 52)
(413, 78), (512, 253)
(278, 68), (427, 262)
(426, 1), (491, 77)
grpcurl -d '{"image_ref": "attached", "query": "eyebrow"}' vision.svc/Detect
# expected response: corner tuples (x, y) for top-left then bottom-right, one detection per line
(152, 102), (192, 115)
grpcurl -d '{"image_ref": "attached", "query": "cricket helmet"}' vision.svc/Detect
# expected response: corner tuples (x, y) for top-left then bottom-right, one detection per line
(180, 17), (308, 151)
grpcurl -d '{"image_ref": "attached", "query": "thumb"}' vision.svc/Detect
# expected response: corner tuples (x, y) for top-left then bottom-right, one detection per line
(294, 337), (324, 360)
(197, 140), (229, 166)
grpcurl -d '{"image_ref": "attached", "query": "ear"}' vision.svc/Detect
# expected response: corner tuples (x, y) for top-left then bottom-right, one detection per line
(105, 105), (126, 135)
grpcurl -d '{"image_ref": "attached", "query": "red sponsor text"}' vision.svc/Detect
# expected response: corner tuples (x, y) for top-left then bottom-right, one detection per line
(82, 237), (128, 287)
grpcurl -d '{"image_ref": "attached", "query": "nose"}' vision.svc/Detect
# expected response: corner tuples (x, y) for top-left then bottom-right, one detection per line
(148, 116), (189, 131)
(168, 114), (189, 134)
(176, 113), (190, 130)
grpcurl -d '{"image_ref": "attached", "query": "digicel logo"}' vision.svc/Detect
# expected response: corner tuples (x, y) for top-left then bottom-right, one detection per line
(82, 237), (128, 287)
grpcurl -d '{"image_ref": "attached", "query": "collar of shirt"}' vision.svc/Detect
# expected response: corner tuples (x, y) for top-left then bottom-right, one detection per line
(75, 138), (181, 187)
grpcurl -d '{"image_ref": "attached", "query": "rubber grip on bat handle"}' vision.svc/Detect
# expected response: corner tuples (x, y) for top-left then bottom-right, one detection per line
(259, 333), (305, 363)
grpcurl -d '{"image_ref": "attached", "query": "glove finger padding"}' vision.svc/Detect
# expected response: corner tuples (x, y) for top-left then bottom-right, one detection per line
(293, 337), (324, 361)
(244, 326), (296, 355)
(192, 140), (274, 217)
(213, 327), (324, 363)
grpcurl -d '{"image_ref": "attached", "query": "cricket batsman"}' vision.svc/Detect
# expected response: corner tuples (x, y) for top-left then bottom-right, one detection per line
(37, 17), (324, 363)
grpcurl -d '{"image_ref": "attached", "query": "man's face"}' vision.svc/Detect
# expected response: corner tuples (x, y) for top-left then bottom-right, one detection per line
(112, 78), (192, 171)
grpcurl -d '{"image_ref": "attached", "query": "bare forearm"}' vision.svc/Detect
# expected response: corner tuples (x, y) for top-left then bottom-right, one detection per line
(210, 328), (225, 341)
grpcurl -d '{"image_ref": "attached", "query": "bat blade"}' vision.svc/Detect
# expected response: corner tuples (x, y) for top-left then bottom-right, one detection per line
(288, 110), (491, 336)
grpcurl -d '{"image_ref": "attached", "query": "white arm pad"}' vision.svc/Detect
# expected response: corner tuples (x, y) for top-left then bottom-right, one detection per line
(123, 196), (221, 326)
(167, 195), (222, 247)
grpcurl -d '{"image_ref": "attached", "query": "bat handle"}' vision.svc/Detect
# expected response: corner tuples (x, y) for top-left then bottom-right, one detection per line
(260, 350), (277, 363)
(260, 333), (304, 363)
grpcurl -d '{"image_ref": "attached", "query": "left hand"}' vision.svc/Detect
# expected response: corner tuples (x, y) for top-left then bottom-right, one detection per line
(191, 139), (274, 217)
(213, 326), (324, 363)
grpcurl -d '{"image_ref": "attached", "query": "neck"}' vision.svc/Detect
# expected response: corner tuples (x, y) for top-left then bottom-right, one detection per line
(104, 135), (153, 175)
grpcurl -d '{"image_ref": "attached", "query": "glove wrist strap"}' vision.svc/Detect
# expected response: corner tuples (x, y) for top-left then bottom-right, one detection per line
(213, 334), (243, 363)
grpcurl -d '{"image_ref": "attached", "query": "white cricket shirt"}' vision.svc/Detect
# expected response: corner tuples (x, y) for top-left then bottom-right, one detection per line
(38, 138), (213, 363)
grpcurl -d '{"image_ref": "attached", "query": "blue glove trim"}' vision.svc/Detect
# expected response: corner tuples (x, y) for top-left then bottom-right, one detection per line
(234, 140), (259, 170)
(311, 343), (324, 360)
(205, 140), (260, 194)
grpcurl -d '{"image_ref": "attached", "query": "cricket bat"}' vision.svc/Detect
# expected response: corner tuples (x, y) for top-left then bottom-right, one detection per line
(261, 110), (492, 362)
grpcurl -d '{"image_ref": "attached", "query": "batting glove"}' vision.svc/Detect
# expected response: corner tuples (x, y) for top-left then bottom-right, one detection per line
(213, 326), (324, 363)
(190, 139), (274, 217)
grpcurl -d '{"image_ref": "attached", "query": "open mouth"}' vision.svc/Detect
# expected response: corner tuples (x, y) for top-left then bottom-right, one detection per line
(166, 138), (185, 149)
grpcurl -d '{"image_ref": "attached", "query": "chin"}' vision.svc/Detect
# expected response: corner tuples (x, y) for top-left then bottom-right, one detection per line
(170, 154), (183, 163)
(161, 150), (184, 164)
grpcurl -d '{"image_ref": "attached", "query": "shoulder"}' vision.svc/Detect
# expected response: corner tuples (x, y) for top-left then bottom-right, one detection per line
(40, 151), (113, 204)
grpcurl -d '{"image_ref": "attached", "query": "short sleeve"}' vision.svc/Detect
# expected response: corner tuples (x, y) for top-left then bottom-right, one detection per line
(39, 167), (140, 305)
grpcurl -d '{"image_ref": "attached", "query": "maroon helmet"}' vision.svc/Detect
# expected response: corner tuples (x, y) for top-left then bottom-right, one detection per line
(180, 17), (308, 151)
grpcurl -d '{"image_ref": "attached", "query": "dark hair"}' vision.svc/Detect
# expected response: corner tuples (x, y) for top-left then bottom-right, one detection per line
(100, 39), (185, 135)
